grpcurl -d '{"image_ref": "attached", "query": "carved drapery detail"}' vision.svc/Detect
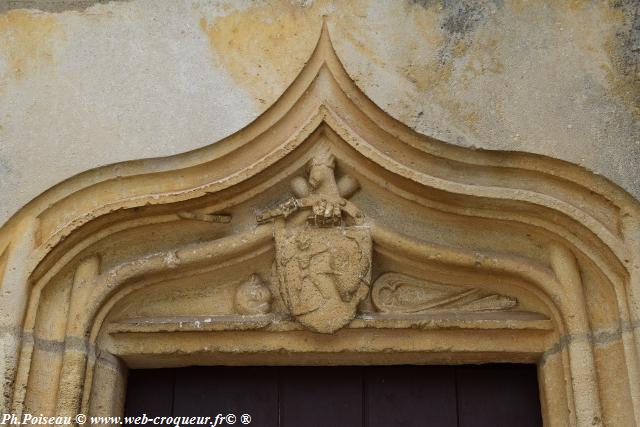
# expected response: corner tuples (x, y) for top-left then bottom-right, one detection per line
(371, 273), (517, 314)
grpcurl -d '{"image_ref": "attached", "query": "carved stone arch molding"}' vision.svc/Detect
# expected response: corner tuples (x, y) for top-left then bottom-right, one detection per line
(1, 20), (639, 427)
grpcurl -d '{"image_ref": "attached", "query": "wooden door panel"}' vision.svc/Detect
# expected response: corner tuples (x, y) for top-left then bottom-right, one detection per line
(279, 366), (363, 427)
(125, 364), (542, 427)
(456, 364), (542, 427)
(124, 369), (174, 417)
(173, 366), (279, 427)
(366, 365), (458, 427)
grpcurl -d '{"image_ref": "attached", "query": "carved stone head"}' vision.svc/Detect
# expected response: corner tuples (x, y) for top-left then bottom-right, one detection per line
(234, 274), (272, 315)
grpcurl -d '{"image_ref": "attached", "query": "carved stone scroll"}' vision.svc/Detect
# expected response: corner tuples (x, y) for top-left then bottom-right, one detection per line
(371, 273), (517, 314)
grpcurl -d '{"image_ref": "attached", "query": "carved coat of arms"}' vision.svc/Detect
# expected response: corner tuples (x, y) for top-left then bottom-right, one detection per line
(258, 147), (371, 333)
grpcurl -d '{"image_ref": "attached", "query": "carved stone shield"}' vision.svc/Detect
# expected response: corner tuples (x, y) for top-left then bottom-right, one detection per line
(275, 225), (371, 333)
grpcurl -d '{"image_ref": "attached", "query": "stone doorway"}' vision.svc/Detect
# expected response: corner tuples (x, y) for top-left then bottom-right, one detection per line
(1, 18), (638, 427)
(125, 365), (542, 427)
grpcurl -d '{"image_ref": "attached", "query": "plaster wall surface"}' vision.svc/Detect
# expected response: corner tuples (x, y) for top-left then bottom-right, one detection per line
(0, 0), (638, 225)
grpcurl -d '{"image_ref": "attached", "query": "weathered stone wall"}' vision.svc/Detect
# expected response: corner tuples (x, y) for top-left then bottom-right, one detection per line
(0, 0), (638, 226)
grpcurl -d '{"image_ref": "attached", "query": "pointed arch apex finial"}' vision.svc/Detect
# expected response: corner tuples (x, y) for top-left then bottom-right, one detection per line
(309, 13), (342, 73)
(319, 14), (332, 46)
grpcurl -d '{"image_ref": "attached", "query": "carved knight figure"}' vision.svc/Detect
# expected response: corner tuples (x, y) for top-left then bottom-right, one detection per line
(258, 147), (371, 333)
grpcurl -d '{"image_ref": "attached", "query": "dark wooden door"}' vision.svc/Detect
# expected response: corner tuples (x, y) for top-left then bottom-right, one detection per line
(125, 365), (542, 427)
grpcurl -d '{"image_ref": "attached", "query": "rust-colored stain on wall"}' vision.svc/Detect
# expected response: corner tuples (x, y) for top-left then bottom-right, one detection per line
(198, 1), (321, 107)
(602, 1), (639, 117)
(0, 10), (63, 81)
